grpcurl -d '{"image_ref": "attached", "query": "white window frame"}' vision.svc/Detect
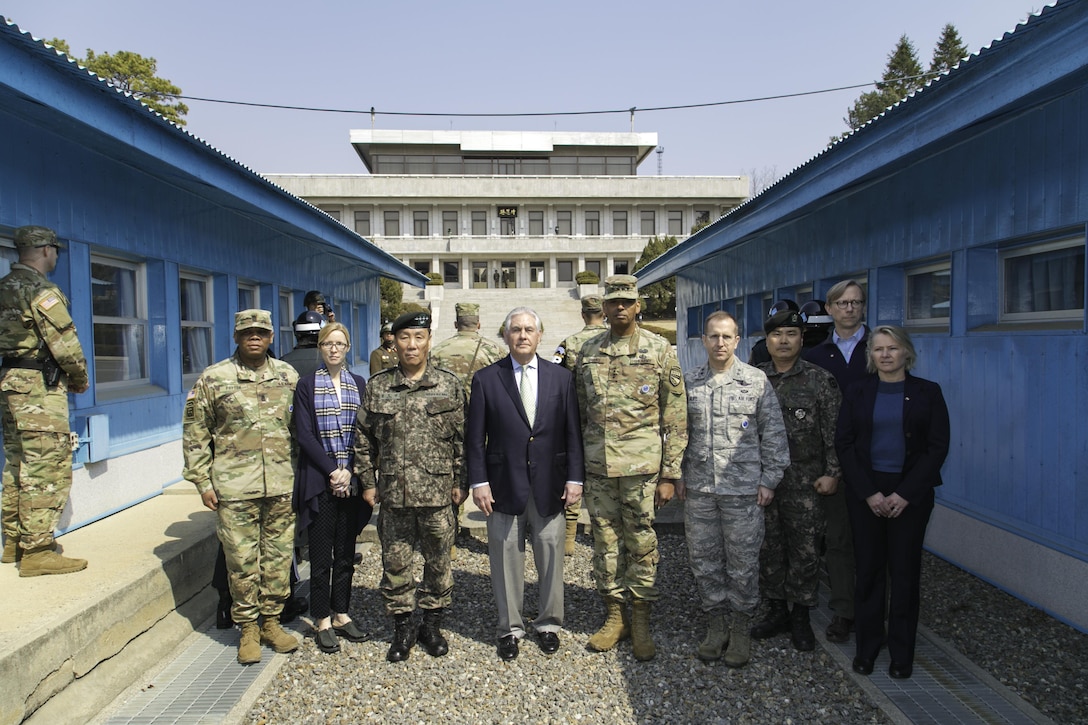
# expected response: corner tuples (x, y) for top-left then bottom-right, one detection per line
(905, 261), (951, 327)
(180, 271), (214, 386)
(279, 289), (294, 357)
(1000, 237), (1085, 323)
(91, 255), (149, 390)
(237, 281), (259, 312)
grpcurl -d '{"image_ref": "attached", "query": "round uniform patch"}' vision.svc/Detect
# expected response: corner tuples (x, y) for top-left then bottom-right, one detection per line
(640, 384), (651, 394)
(741, 419), (749, 429)
(795, 409), (807, 420)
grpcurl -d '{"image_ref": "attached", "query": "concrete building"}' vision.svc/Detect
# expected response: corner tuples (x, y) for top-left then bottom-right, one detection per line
(638, 0), (1088, 632)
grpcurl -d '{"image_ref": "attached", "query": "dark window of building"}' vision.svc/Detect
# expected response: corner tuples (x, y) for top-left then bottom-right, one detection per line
(585, 211), (600, 236)
(413, 211), (429, 236)
(558, 260), (574, 282)
(442, 210), (458, 235)
(640, 210), (656, 236)
(556, 210), (572, 235)
(384, 210), (400, 236)
(471, 211), (487, 235)
(354, 211), (370, 236)
(667, 209), (683, 235)
(528, 210), (544, 236)
(613, 211), (628, 236)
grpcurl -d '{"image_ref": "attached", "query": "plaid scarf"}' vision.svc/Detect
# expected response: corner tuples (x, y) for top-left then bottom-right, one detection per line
(314, 366), (360, 470)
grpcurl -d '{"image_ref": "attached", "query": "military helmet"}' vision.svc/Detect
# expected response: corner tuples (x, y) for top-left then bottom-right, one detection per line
(293, 310), (325, 340)
(799, 300), (833, 327)
(767, 299), (799, 318)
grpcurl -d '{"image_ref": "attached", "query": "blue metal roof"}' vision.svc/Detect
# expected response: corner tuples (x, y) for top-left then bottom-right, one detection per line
(0, 17), (426, 287)
(637, 1), (1076, 286)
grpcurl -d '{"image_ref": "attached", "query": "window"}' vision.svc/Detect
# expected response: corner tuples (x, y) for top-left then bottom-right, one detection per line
(530, 261), (545, 287)
(91, 257), (147, 386)
(556, 210), (572, 235)
(528, 211), (544, 236)
(500, 217), (516, 235)
(412, 260), (431, 276)
(614, 260), (630, 275)
(180, 273), (213, 381)
(442, 211), (458, 236)
(667, 210), (684, 235)
(278, 290), (293, 357)
(694, 209), (711, 228)
(237, 282), (258, 311)
(319, 207), (341, 222)
(585, 211), (600, 236)
(443, 261), (459, 285)
(640, 210), (656, 236)
(906, 262), (951, 325)
(580, 156), (605, 175)
(471, 211), (487, 235)
(0, 237), (20, 276)
(613, 211), (628, 236)
(383, 210), (400, 236)
(354, 211), (370, 237)
(607, 157), (634, 175)
(1001, 238), (1085, 321)
(557, 260), (574, 282)
(413, 211), (429, 237)
(687, 306), (702, 338)
(585, 260), (602, 278)
(472, 261), (488, 288)
(552, 156), (577, 175)
(795, 286), (813, 305)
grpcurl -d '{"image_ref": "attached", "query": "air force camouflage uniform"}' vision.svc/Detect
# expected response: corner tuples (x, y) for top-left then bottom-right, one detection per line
(577, 326), (686, 602)
(182, 312), (299, 624)
(758, 358), (841, 607)
(354, 362), (467, 614)
(0, 227), (88, 559)
(682, 359), (789, 616)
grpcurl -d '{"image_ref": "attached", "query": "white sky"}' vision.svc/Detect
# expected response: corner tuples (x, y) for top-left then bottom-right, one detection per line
(3, 0), (1046, 180)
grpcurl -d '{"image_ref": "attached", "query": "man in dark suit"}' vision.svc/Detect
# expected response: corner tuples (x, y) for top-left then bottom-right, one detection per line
(467, 306), (585, 661)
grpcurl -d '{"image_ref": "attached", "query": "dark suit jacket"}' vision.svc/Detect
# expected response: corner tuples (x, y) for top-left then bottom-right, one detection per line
(466, 355), (584, 518)
(835, 373), (950, 504)
(292, 370), (372, 534)
(804, 326), (871, 390)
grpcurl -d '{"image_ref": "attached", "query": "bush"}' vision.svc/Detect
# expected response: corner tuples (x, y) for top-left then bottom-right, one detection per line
(641, 322), (677, 345)
(425, 272), (443, 286)
(575, 270), (599, 285)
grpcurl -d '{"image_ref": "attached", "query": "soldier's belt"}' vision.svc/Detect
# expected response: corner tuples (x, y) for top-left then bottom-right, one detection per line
(1, 358), (45, 371)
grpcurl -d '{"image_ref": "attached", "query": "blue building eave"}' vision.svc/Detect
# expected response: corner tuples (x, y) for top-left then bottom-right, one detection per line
(0, 17), (425, 288)
(637, 1), (1077, 286)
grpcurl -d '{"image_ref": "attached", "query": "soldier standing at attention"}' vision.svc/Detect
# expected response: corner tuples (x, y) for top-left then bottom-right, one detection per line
(677, 311), (789, 667)
(552, 294), (608, 556)
(751, 310), (841, 651)
(369, 322), (397, 376)
(0, 226), (90, 575)
(576, 275), (686, 662)
(183, 309), (300, 664)
(281, 310), (326, 379)
(354, 311), (468, 663)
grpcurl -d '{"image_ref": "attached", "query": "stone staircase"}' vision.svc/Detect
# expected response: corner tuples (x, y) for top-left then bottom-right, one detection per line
(407, 285), (596, 357)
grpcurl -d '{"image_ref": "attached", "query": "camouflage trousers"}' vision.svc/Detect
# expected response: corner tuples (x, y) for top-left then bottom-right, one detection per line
(378, 504), (455, 614)
(684, 490), (764, 616)
(216, 494), (295, 624)
(585, 473), (660, 602)
(1, 377), (72, 551)
(759, 483), (826, 607)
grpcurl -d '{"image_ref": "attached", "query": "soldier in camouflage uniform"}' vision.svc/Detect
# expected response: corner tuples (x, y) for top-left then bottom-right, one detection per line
(752, 311), (841, 651)
(183, 309), (301, 664)
(354, 310), (468, 663)
(0, 226), (90, 576)
(368, 322), (397, 375)
(678, 311), (789, 667)
(551, 294), (608, 556)
(576, 276), (686, 662)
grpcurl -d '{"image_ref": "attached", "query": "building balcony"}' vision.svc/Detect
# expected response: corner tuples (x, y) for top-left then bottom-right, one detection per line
(368, 234), (670, 256)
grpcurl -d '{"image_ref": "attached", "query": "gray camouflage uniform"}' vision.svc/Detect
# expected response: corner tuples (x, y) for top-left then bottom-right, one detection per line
(682, 360), (789, 616)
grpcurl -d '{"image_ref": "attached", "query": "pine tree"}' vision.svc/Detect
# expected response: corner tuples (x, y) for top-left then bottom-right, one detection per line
(845, 35), (924, 130)
(928, 23), (968, 79)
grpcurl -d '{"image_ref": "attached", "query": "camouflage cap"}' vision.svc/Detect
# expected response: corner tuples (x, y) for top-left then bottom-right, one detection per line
(603, 275), (640, 301)
(455, 302), (480, 321)
(580, 295), (604, 313)
(235, 308), (274, 332)
(14, 225), (64, 250)
(391, 310), (431, 333)
(764, 310), (804, 335)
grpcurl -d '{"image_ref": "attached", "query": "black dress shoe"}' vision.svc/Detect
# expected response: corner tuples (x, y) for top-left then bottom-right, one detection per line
(333, 620), (368, 642)
(852, 656), (874, 675)
(825, 616), (854, 643)
(537, 631), (560, 655)
(315, 628), (340, 654)
(497, 634), (519, 661)
(280, 596), (309, 624)
(888, 661), (913, 679)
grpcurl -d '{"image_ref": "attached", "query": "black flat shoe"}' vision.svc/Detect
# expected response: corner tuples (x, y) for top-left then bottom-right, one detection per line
(333, 620), (368, 642)
(538, 631), (560, 655)
(315, 628), (340, 653)
(497, 634), (519, 661)
(852, 657), (874, 675)
(888, 661), (913, 679)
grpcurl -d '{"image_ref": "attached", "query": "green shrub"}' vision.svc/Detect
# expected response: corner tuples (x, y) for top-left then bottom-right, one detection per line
(575, 270), (599, 284)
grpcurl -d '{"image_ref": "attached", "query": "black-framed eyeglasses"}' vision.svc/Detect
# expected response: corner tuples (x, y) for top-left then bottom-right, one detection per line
(319, 341), (349, 350)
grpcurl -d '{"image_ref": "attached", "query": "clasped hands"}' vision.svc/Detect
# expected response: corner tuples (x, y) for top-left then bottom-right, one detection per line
(866, 491), (909, 518)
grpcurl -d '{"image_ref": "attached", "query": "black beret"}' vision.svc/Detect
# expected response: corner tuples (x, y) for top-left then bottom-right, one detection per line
(764, 310), (803, 335)
(391, 311), (431, 333)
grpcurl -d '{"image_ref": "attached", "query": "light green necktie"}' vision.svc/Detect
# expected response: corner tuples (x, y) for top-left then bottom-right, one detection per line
(519, 365), (536, 427)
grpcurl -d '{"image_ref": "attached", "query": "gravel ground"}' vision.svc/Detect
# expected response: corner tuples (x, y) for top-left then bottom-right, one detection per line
(245, 533), (887, 725)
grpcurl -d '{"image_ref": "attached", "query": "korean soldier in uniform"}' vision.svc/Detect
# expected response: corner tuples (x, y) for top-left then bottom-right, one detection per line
(0, 226), (90, 575)
(183, 309), (300, 664)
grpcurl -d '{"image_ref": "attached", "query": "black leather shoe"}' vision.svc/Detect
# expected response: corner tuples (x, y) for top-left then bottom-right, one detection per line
(538, 631), (560, 655)
(825, 616), (854, 643)
(315, 628), (340, 653)
(889, 661), (913, 679)
(333, 620), (368, 642)
(497, 634), (519, 661)
(852, 656), (874, 675)
(279, 596), (309, 624)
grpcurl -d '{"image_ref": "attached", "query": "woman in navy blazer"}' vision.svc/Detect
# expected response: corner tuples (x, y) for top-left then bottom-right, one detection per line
(835, 325), (949, 680)
(293, 323), (373, 653)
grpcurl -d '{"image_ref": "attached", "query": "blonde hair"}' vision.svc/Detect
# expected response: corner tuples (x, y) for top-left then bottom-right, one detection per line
(825, 279), (865, 305)
(317, 321), (350, 347)
(866, 325), (916, 373)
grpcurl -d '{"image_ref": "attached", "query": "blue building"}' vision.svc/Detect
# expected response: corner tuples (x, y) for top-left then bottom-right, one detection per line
(0, 19), (423, 534)
(638, 1), (1087, 631)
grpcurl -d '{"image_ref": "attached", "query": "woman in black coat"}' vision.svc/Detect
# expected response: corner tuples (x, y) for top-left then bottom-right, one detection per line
(835, 325), (949, 679)
(293, 322), (372, 653)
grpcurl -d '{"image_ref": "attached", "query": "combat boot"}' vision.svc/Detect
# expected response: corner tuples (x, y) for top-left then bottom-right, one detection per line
(418, 608), (449, 657)
(789, 603), (815, 651)
(260, 618), (299, 653)
(587, 598), (629, 652)
(238, 622), (261, 664)
(18, 547), (87, 577)
(723, 612), (752, 668)
(630, 601), (656, 662)
(387, 612), (416, 662)
(564, 516), (577, 556)
(697, 610), (729, 661)
(1, 537), (18, 564)
(750, 598), (790, 639)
